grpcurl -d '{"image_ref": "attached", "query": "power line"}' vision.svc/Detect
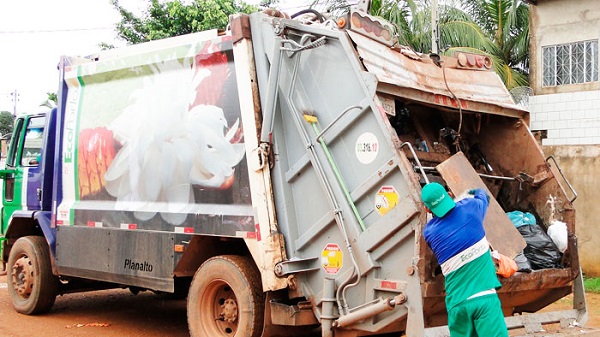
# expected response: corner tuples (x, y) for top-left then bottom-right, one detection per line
(0, 90), (20, 116)
(0, 1), (362, 35)
(0, 27), (115, 34)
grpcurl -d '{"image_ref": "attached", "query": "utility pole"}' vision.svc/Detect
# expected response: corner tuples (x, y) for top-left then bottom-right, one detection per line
(10, 89), (19, 116)
(431, 0), (439, 54)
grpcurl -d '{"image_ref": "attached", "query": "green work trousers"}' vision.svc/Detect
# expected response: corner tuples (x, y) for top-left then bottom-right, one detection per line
(447, 294), (509, 337)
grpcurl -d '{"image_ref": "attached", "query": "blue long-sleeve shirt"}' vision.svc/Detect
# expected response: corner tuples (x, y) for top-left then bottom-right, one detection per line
(423, 189), (488, 264)
(423, 189), (501, 309)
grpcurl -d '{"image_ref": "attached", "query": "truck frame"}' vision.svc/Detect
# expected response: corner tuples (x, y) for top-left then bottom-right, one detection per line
(0, 6), (591, 337)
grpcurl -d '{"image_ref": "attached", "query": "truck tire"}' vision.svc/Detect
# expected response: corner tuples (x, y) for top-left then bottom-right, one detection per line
(7, 236), (59, 315)
(187, 255), (264, 337)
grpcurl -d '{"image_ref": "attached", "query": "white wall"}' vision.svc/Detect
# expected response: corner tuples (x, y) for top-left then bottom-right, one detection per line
(529, 91), (600, 145)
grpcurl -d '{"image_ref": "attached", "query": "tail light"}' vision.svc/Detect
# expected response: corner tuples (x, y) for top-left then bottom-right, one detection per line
(455, 52), (493, 70)
(348, 10), (396, 47)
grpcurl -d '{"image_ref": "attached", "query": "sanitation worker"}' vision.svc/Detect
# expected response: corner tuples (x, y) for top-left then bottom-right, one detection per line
(421, 182), (508, 337)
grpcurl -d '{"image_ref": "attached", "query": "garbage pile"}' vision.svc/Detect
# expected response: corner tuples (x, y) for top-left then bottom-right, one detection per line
(507, 210), (567, 272)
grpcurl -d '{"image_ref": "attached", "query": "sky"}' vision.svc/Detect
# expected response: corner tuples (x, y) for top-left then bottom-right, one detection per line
(0, 0), (312, 116)
(0, 1), (137, 115)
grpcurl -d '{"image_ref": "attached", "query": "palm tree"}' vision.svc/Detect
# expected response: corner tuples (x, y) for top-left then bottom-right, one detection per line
(314, 0), (530, 90)
(376, 0), (529, 89)
(373, 0), (425, 50)
(451, 0), (530, 89)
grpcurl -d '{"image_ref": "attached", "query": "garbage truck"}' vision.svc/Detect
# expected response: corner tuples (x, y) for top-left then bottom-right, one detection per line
(0, 4), (591, 337)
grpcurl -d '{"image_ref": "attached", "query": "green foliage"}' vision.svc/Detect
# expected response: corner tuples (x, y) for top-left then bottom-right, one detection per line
(260, 0), (280, 6)
(99, 42), (116, 50)
(112, 0), (530, 89)
(372, 0), (530, 90)
(0, 111), (14, 137)
(112, 0), (258, 44)
(585, 277), (600, 294)
(454, 0), (530, 89)
(40, 92), (58, 109)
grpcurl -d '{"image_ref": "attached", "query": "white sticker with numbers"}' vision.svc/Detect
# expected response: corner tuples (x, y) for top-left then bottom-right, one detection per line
(355, 132), (379, 164)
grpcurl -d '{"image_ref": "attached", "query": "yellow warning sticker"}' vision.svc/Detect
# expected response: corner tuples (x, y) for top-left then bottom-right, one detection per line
(375, 185), (399, 216)
(321, 243), (343, 275)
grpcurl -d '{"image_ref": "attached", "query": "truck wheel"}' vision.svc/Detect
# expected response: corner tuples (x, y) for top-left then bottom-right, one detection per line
(187, 255), (264, 337)
(7, 236), (59, 315)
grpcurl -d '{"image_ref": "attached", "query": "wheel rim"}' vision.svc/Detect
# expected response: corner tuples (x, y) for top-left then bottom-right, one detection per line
(200, 280), (239, 335)
(11, 255), (34, 299)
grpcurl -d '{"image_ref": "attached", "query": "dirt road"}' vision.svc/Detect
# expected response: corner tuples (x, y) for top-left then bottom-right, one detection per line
(0, 274), (189, 337)
(0, 273), (598, 337)
(543, 292), (600, 328)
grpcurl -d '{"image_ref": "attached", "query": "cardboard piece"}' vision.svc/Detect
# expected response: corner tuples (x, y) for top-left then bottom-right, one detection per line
(436, 152), (526, 258)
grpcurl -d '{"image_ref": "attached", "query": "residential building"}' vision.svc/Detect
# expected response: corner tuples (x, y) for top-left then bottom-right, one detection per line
(527, 0), (600, 276)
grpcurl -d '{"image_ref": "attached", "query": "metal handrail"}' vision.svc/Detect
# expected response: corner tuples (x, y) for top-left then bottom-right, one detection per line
(546, 155), (577, 203)
(315, 105), (364, 141)
(400, 142), (429, 184)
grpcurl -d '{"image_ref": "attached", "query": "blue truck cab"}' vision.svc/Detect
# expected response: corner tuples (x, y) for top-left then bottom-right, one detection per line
(1, 110), (57, 254)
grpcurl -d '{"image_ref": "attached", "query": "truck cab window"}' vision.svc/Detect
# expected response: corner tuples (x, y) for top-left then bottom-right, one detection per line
(21, 117), (45, 167)
(6, 119), (24, 167)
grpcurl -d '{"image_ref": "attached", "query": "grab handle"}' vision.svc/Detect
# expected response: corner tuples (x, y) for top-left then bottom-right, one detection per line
(546, 155), (577, 203)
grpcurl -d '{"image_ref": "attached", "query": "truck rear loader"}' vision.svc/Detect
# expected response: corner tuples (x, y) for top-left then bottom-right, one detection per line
(0, 5), (591, 337)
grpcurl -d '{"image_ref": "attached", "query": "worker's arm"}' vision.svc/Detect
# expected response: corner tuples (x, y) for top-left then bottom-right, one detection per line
(467, 188), (490, 214)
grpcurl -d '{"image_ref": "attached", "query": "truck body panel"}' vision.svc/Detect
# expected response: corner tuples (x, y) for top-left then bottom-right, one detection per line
(0, 8), (590, 337)
(48, 33), (257, 291)
(57, 33), (253, 234)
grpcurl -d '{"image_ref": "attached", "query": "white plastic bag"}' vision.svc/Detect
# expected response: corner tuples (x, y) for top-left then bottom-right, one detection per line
(547, 220), (568, 253)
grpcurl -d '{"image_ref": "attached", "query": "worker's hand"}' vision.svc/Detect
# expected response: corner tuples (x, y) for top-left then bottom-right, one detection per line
(468, 188), (491, 203)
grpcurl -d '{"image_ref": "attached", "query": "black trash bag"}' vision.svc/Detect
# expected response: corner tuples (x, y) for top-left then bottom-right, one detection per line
(517, 224), (563, 270)
(513, 252), (532, 273)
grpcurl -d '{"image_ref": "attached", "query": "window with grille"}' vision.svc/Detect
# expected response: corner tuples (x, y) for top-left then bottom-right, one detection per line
(542, 40), (598, 86)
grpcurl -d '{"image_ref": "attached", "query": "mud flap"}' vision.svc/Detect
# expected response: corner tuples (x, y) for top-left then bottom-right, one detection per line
(436, 152), (526, 258)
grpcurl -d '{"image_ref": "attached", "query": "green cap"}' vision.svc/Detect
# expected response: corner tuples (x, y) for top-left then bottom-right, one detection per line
(421, 182), (456, 217)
